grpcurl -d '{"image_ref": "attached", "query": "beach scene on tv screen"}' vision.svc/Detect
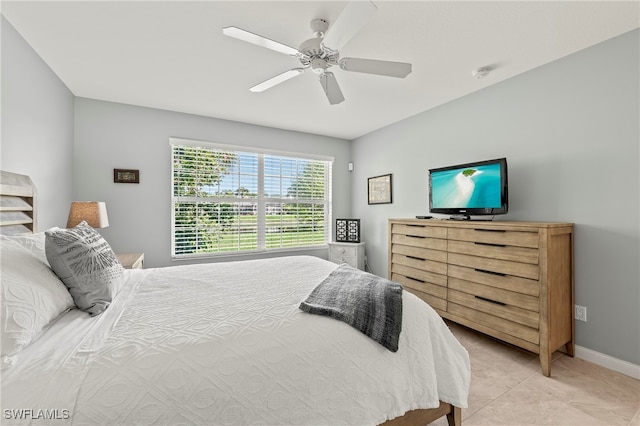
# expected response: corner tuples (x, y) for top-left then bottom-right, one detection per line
(432, 163), (502, 209)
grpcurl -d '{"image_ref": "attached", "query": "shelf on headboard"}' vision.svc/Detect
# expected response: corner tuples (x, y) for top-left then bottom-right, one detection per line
(0, 170), (37, 235)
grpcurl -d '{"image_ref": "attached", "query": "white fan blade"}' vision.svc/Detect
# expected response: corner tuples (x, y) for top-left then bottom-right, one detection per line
(249, 68), (305, 92)
(339, 57), (412, 78)
(223, 26), (299, 56)
(319, 72), (345, 105)
(321, 0), (378, 53)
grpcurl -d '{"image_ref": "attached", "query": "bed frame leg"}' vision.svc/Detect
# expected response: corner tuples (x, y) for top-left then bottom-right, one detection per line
(446, 406), (461, 426)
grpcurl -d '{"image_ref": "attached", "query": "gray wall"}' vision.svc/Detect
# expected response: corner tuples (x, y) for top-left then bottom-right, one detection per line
(351, 29), (639, 365)
(74, 98), (351, 268)
(1, 16), (74, 229)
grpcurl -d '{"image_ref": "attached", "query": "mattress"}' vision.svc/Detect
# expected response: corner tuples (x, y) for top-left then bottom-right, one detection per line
(1, 255), (470, 425)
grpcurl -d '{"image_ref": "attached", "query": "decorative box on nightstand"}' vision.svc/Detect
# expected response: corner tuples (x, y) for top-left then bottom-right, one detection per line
(328, 242), (365, 270)
(117, 253), (145, 269)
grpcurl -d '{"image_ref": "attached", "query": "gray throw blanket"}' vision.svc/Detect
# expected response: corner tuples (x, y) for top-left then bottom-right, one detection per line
(299, 264), (403, 352)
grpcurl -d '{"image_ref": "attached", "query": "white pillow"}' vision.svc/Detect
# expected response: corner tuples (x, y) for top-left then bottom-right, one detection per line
(0, 232), (49, 264)
(1, 238), (75, 366)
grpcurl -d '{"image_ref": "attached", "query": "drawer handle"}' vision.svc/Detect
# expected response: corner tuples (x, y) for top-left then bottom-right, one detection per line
(475, 295), (506, 306)
(406, 235), (426, 239)
(406, 224), (426, 228)
(474, 228), (506, 233)
(474, 242), (506, 248)
(406, 255), (426, 261)
(474, 268), (506, 277)
(406, 276), (425, 284)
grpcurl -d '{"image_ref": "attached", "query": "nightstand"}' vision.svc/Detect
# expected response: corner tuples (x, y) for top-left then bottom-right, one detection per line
(328, 242), (365, 270)
(117, 253), (144, 269)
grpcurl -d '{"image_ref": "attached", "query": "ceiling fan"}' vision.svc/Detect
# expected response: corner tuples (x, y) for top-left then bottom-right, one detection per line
(222, 0), (412, 105)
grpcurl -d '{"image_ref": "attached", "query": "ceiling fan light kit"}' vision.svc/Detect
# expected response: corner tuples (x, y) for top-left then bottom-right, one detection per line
(223, 0), (412, 105)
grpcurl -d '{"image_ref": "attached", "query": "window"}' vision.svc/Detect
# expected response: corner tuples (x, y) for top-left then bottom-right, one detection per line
(170, 138), (333, 258)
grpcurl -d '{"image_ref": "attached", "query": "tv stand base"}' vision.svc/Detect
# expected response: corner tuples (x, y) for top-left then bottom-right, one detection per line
(449, 215), (471, 221)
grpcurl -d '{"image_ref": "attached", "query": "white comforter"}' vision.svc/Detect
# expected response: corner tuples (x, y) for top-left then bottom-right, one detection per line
(2, 256), (470, 425)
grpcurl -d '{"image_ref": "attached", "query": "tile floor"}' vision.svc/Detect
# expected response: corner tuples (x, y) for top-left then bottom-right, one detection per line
(432, 322), (640, 426)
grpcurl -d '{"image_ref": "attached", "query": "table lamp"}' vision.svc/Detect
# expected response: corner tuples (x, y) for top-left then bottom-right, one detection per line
(66, 201), (109, 228)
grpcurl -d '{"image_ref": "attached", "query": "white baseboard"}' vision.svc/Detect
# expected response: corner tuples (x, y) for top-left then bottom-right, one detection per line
(575, 345), (640, 380)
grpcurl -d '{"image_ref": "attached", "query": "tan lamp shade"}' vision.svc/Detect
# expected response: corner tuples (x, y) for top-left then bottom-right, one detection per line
(67, 201), (109, 228)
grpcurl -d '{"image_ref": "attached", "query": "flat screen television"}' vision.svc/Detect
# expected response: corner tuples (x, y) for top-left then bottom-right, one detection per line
(428, 157), (508, 219)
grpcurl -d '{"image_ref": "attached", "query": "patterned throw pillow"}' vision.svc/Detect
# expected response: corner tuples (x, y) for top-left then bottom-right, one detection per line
(45, 221), (123, 316)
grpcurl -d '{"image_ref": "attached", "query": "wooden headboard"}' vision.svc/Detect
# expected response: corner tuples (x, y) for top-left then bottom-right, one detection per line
(0, 170), (37, 235)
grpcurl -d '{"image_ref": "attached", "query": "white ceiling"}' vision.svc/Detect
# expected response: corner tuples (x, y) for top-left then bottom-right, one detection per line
(2, 1), (638, 140)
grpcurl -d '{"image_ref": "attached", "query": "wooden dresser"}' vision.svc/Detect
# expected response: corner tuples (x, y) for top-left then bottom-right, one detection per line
(389, 218), (574, 376)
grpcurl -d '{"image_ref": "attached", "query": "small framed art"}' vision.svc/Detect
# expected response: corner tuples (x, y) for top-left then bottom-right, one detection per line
(368, 173), (392, 204)
(336, 219), (360, 243)
(113, 169), (140, 184)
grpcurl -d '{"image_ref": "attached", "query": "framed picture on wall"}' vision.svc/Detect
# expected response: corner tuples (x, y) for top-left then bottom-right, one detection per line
(368, 174), (392, 204)
(114, 169), (140, 184)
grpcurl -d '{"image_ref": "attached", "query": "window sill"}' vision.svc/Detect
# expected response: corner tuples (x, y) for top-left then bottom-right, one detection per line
(171, 245), (329, 263)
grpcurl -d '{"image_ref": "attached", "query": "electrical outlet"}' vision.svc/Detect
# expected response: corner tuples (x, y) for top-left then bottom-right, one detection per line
(575, 305), (587, 322)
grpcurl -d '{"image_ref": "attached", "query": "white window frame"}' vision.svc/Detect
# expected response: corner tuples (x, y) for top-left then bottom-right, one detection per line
(170, 137), (333, 259)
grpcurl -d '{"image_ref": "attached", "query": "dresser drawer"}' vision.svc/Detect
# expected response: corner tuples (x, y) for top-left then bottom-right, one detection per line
(391, 243), (447, 264)
(328, 242), (365, 270)
(448, 252), (539, 280)
(391, 233), (447, 251)
(392, 273), (447, 299)
(448, 264), (539, 297)
(329, 253), (356, 266)
(448, 227), (539, 248)
(448, 276), (539, 312)
(447, 301), (540, 345)
(448, 289), (539, 329)
(391, 223), (447, 239)
(448, 240), (539, 265)
(329, 244), (358, 258)
(391, 255), (447, 279)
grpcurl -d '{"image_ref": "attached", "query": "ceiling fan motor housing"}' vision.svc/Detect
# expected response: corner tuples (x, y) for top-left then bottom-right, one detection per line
(298, 36), (339, 73)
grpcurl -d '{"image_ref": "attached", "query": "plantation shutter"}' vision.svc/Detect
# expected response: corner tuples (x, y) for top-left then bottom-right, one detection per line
(170, 138), (333, 258)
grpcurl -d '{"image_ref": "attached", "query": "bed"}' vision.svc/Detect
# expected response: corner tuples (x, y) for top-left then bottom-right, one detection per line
(0, 170), (470, 425)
